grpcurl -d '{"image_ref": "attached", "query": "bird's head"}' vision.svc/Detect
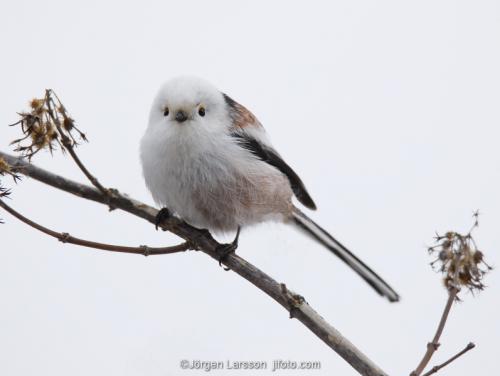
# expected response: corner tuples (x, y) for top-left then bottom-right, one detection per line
(148, 76), (229, 134)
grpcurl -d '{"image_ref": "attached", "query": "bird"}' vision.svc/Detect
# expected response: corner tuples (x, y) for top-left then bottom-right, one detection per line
(140, 76), (399, 302)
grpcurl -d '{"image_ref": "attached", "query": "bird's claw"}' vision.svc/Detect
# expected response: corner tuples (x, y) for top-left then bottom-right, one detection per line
(216, 226), (241, 271)
(216, 242), (238, 270)
(155, 207), (171, 230)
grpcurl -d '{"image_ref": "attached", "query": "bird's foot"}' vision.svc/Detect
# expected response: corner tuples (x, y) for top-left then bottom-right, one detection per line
(216, 226), (241, 271)
(155, 207), (171, 230)
(216, 242), (238, 270)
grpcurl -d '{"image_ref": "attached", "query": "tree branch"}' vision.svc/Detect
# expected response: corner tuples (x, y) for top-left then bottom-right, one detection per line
(410, 287), (459, 376)
(0, 150), (388, 376)
(0, 198), (191, 256)
(421, 342), (475, 376)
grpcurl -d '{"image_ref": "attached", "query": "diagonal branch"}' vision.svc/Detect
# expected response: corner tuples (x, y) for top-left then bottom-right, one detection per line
(0, 150), (388, 376)
(410, 287), (459, 376)
(421, 342), (475, 376)
(0, 198), (191, 256)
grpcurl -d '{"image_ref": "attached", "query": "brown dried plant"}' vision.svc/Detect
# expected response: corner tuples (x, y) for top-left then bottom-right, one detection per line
(9, 90), (86, 160)
(411, 212), (491, 376)
(428, 212), (492, 295)
(8, 90), (109, 197)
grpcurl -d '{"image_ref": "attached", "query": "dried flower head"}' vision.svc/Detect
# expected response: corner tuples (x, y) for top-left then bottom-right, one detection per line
(9, 90), (87, 160)
(429, 212), (492, 295)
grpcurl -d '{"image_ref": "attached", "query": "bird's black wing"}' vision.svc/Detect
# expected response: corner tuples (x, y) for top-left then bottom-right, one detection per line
(230, 132), (317, 210)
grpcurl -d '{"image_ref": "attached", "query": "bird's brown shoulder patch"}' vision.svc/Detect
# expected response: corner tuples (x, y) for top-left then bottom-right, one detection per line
(223, 93), (261, 129)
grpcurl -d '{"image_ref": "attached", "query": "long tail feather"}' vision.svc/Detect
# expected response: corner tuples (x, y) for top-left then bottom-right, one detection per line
(291, 207), (399, 302)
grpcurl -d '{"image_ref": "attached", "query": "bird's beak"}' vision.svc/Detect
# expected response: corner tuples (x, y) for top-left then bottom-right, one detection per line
(175, 110), (188, 123)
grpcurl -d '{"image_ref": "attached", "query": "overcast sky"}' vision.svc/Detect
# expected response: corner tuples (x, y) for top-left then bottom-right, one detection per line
(1, 1), (499, 375)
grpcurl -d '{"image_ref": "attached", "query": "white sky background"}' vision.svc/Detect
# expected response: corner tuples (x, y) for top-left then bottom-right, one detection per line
(1, 1), (499, 375)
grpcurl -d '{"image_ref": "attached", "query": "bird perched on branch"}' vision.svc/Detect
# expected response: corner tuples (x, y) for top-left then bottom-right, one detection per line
(140, 76), (399, 302)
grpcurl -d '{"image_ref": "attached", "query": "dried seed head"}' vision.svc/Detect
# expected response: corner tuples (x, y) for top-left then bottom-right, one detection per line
(428, 214), (491, 296)
(29, 98), (45, 115)
(10, 90), (87, 160)
(63, 116), (74, 131)
(473, 251), (483, 264)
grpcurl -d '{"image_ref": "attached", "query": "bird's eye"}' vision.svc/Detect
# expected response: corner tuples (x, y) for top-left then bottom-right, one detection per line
(198, 107), (205, 117)
(163, 107), (169, 116)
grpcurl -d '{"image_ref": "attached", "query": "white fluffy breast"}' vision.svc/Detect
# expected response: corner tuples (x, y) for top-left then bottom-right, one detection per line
(140, 120), (293, 232)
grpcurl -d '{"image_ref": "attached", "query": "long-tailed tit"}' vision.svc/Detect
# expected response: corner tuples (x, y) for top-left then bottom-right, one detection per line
(140, 76), (399, 302)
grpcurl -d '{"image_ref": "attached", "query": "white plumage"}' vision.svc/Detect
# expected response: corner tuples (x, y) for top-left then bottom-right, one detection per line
(140, 76), (399, 302)
(140, 77), (292, 232)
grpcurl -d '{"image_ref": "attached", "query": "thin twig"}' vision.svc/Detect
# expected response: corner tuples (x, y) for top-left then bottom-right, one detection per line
(0, 151), (388, 376)
(0, 198), (191, 256)
(421, 343), (475, 376)
(411, 261), (461, 375)
(44, 90), (110, 198)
